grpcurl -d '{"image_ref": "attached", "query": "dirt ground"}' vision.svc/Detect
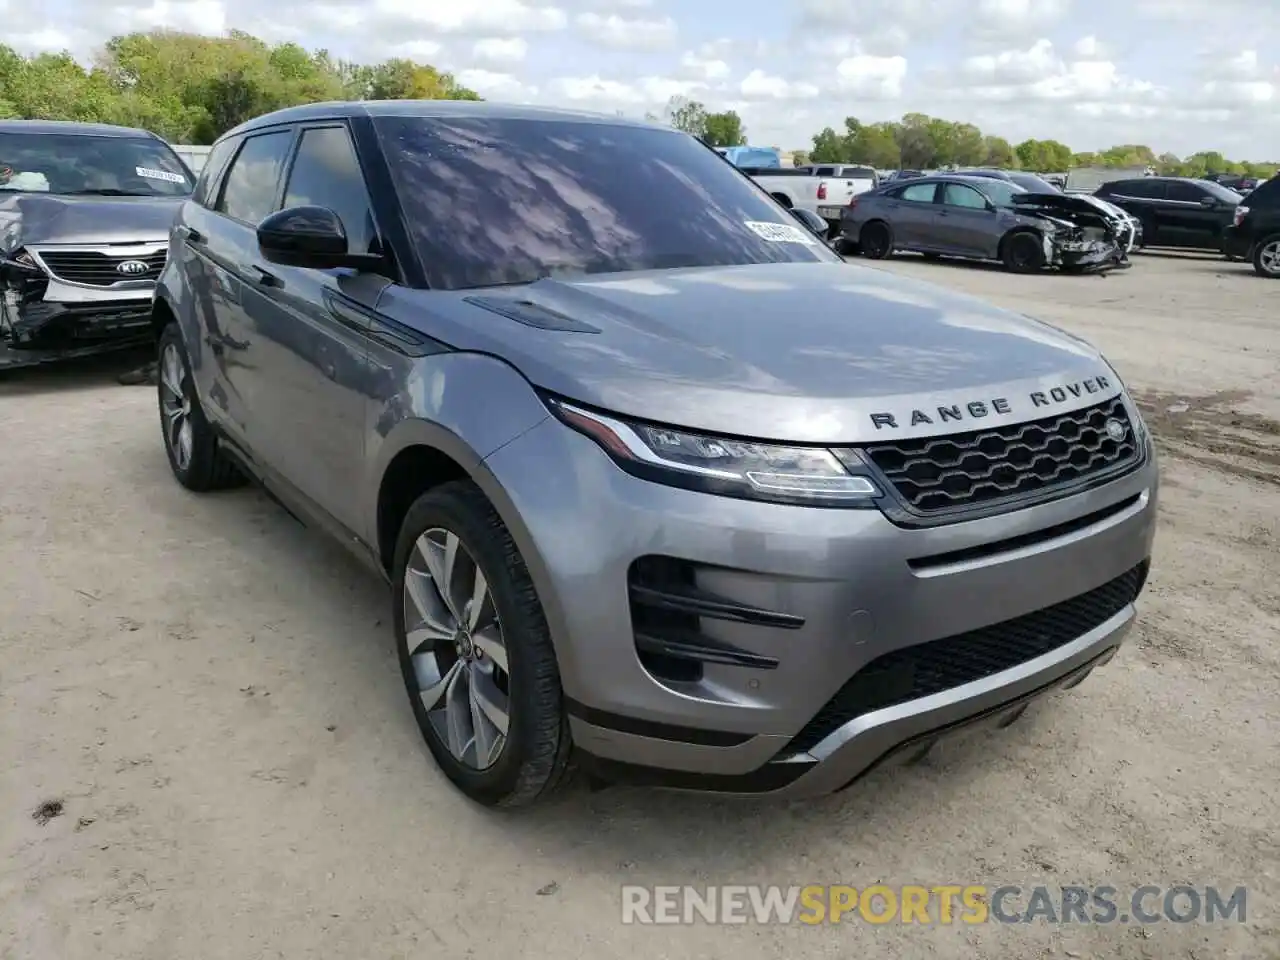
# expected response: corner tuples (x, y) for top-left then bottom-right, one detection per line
(2, 251), (1277, 960)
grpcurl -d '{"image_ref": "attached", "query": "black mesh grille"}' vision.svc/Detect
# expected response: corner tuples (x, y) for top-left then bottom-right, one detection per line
(863, 396), (1139, 515)
(39, 250), (166, 286)
(784, 562), (1147, 755)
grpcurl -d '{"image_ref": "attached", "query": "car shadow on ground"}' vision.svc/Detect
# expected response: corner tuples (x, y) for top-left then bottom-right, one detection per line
(845, 252), (1125, 278)
(0, 346), (152, 398)
(120, 435), (1067, 874)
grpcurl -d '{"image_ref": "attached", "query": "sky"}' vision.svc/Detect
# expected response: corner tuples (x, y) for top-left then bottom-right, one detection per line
(2, 0), (1279, 159)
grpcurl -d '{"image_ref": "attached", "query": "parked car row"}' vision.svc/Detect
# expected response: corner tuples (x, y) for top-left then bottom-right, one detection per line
(827, 164), (1280, 279)
(2, 108), (1161, 811)
(833, 172), (1134, 273)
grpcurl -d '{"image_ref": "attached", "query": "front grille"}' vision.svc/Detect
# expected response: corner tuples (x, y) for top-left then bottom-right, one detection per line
(38, 250), (166, 287)
(783, 562), (1147, 755)
(863, 396), (1139, 515)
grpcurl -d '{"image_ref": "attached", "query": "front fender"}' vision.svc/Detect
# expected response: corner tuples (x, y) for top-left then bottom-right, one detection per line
(361, 349), (551, 550)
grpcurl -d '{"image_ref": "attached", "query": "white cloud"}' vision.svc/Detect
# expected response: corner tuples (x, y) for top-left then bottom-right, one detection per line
(834, 55), (908, 98)
(739, 69), (819, 100)
(375, 0), (567, 34)
(454, 68), (537, 99)
(472, 37), (529, 63)
(958, 39), (1159, 103)
(680, 50), (730, 81)
(574, 12), (677, 50)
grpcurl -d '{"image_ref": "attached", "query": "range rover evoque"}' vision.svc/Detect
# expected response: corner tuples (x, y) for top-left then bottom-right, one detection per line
(153, 101), (1158, 806)
(0, 120), (193, 368)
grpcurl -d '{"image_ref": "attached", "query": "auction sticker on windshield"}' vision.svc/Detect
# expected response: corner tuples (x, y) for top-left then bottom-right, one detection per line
(744, 221), (819, 245)
(136, 167), (186, 184)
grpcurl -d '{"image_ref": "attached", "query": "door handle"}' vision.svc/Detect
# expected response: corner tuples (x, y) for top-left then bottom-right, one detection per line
(251, 265), (280, 288)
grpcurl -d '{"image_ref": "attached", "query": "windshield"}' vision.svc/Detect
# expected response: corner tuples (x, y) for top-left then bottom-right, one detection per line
(975, 179), (1024, 208)
(374, 116), (839, 290)
(1007, 172), (1059, 194)
(0, 132), (193, 197)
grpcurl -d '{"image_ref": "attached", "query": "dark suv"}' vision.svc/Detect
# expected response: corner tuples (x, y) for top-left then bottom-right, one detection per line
(1223, 175), (1280, 277)
(1094, 176), (1239, 251)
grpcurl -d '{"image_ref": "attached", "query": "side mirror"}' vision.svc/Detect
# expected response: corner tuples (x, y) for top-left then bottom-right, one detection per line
(257, 205), (383, 270)
(789, 207), (830, 237)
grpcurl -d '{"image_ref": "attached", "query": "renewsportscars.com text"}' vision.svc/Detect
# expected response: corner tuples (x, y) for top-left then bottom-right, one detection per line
(621, 884), (1248, 925)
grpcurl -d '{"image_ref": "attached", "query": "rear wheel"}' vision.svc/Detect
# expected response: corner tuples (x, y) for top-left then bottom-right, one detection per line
(859, 221), (892, 259)
(157, 323), (242, 491)
(1253, 234), (1280, 278)
(393, 480), (573, 807)
(1002, 231), (1046, 273)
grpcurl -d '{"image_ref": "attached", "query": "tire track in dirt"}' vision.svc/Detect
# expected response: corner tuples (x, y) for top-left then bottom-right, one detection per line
(1133, 388), (1280, 487)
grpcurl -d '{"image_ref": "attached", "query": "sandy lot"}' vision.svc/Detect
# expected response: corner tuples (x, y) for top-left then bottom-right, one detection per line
(2, 251), (1277, 960)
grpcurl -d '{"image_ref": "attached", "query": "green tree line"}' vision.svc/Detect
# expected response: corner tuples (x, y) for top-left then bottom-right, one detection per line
(0, 29), (479, 144)
(802, 113), (1276, 178)
(662, 98), (1276, 178)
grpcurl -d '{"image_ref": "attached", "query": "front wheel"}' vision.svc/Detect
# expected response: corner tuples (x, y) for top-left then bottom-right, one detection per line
(1253, 234), (1280, 278)
(393, 480), (573, 807)
(1002, 231), (1046, 273)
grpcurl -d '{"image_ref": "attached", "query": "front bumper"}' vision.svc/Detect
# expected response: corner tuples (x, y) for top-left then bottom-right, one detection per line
(1, 285), (153, 369)
(482, 412), (1159, 798)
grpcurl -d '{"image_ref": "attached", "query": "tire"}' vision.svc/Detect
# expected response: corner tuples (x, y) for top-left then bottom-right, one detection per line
(1002, 231), (1046, 273)
(1252, 234), (1280, 278)
(834, 236), (859, 257)
(859, 221), (893, 259)
(157, 323), (242, 491)
(392, 480), (573, 807)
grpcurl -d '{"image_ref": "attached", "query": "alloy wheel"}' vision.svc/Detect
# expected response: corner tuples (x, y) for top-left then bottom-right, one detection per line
(1259, 239), (1280, 275)
(403, 527), (511, 770)
(160, 343), (194, 472)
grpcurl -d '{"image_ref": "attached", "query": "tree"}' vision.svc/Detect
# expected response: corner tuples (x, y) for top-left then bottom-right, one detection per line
(3, 29), (480, 144)
(983, 136), (1015, 168)
(702, 110), (745, 147)
(809, 126), (844, 163)
(663, 96), (708, 139)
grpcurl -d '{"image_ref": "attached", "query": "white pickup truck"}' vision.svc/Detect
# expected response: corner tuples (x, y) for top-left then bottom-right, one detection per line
(740, 164), (879, 234)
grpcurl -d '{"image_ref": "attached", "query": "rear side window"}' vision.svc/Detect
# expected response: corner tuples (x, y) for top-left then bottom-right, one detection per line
(282, 126), (378, 256)
(1166, 181), (1205, 203)
(192, 137), (239, 208)
(1108, 179), (1165, 200)
(843, 167), (876, 179)
(1245, 177), (1280, 207)
(899, 182), (938, 203)
(216, 130), (293, 224)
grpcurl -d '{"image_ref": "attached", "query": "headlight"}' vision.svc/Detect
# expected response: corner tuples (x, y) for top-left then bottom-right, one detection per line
(546, 398), (882, 508)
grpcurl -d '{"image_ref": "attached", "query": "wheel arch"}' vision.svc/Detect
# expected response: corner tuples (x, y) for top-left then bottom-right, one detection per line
(998, 226), (1043, 260)
(369, 417), (571, 666)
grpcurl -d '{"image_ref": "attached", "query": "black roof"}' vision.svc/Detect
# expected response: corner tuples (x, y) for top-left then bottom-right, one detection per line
(223, 99), (661, 141)
(0, 119), (159, 139)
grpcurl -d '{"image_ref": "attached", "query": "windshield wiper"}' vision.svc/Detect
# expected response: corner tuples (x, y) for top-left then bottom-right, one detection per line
(60, 188), (162, 197)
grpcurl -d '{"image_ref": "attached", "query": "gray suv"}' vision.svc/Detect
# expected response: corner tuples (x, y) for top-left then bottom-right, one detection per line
(153, 101), (1158, 806)
(1, 120), (193, 368)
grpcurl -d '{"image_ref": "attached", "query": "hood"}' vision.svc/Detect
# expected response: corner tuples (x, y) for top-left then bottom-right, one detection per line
(380, 261), (1117, 444)
(1012, 192), (1118, 224)
(0, 192), (183, 254)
